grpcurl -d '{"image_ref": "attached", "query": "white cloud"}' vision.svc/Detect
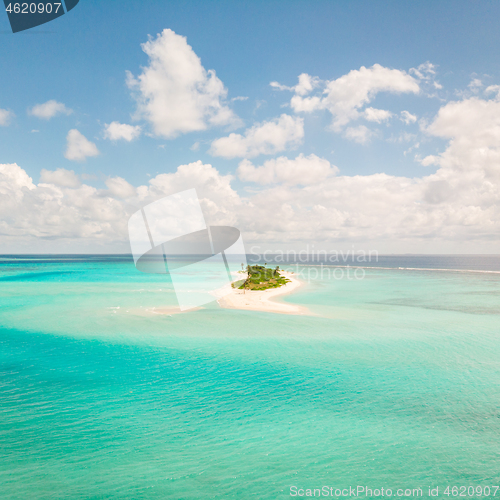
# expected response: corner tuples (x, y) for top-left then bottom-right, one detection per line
(103, 122), (141, 141)
(64, 129), (100, 162)
(0, 109), (14, 126)
(289, 95), (322, 113)
(234, 95), (500, 246)
(148, 161), (239, 206)
(410, 62), (442, 89)
(40, 168), (80, 188)
(425, 97), (500, 148)
(344, 125), (373, 144)
(105, 177), (136, 199)
(400, 110), (417, 124)
(209, 114), (304, 158)
(270, 73), (320, 96)
(29, 100), (72, 120)
(237, 154), (338, 185)
(485, 85), (500, 98)
(403, 142), (420, 156)
(422, 96), (500, 185)
(285, 64), (419, 131)
(364, 107), (392, 123)
(0, 163), (35, 194)
(0, 165), (125, 246)
(468, 78), (483, 93)
(409, 61), (436, 80)
(420, 155), (439, 167)
(2, 96), (500, 253)
(0, 160), (241, 253)
(127, 29), (241, 139)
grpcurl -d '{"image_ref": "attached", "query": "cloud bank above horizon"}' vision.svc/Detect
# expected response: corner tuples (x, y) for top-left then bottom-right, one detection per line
(1, 90), (500, 253)
(1, 28), (499, 254)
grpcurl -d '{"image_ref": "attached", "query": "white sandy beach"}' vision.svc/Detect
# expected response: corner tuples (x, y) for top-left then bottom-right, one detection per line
(130, 271), (309, 316)
(217, 271), (310, 315)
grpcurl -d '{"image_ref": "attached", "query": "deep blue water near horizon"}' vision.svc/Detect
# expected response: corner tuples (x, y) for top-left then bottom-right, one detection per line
(1, 255), (500, 499)
(2, 253), (500, 270)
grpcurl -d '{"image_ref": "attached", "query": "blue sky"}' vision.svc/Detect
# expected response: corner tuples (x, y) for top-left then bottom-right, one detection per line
(1, 1), (500, 253)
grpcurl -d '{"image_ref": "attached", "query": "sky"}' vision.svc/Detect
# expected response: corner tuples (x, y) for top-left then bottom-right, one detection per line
(1, 0), (500, 254)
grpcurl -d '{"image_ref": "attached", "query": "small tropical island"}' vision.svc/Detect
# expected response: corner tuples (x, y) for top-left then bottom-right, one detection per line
(218, 264), (307, 315)
(233, 264), (291, 291)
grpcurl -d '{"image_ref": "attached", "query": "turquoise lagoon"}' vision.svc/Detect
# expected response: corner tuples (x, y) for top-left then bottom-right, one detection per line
(1, 256), (499, 499)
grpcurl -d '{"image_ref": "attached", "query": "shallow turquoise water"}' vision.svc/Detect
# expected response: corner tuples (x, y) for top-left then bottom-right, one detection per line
(1, 256), (499, 499)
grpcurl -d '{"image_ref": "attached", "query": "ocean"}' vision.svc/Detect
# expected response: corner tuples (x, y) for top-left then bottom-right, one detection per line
(1, 255), (499, 499)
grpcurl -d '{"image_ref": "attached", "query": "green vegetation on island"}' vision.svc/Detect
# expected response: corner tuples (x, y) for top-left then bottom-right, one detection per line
(232, 264), (291, 291)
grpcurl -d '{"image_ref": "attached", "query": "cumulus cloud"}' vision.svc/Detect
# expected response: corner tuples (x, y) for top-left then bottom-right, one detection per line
(0, 164), (125, 246)
(422, 96), (500, 180)
(105, 177), (136, 199)
(40, 168), (80, 188)
(400, 110), (417, 124)
(237, 154), (338, 185)
(344, 125), (373, 144)
(64, 129), (100, 162)
(420, 155), (439, 167)
(485, 85), (500, 98)
(410, 62), (442, 90)
(235, 91), (500, 246)
(0, 160), (241, 253)
(2, 95), (500, 253)
(126, 29), (241, 139)
(0, 163), (35, 194)
(29, 100), (72, 120)
(270, 73), (321, 96)
(103, 122), (141, 141)
(0, 109), (14, 126)
(209, 114), (304, 158)
(147, 161), (240, 215)
(364, 107), (392, 123)
(468, 78), (483, 93)
(424, 97), (500, 148)
(281, 64), (419, 131)
(409, 62), (436, 80)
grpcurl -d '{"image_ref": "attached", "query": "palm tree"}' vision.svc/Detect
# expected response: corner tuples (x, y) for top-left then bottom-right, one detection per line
(244, 265), (251, 294)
